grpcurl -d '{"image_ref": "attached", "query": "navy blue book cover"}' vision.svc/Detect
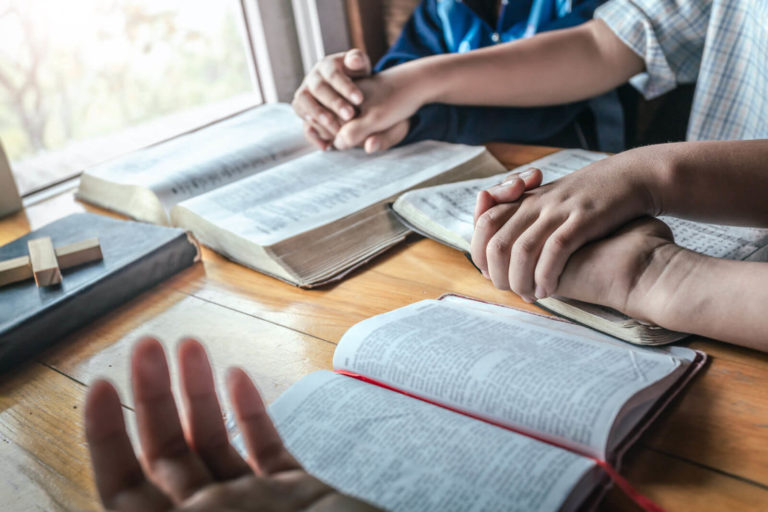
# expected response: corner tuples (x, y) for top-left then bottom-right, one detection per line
(0, 213), (199, 373)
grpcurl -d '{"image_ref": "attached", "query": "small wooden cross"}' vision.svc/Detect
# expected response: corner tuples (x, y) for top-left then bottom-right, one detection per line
(0, 237), (103, 288)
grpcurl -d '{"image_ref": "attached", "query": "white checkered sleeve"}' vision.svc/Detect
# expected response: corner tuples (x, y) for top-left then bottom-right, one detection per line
(596, 0), (711, 99)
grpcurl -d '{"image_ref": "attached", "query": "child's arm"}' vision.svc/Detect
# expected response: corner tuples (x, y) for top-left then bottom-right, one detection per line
(418, 19), (642, 107)
(335, 19), (643, 149)
(649, 139), (768, 226)
(556, 218), (768, 352)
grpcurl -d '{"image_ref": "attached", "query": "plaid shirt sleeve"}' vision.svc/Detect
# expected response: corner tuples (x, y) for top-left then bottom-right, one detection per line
(595, 0), (711, 99)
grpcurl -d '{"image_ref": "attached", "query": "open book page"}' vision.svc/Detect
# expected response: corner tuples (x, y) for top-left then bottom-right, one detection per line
(172, 141), (487, 247)
(254, 371), (598, 512)
(393, 149), (607, 251)
(80, 104), (311, 212)
(333, 299), (690, 459)
(439, 295), (698, 362)
(661, 217), (768, 260)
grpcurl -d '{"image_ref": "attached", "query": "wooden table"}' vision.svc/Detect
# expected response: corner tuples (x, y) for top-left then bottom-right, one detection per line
(1, 144), (767, 511)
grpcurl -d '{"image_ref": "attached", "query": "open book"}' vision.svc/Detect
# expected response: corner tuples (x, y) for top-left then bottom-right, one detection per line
(77, 104), (506, 287)
(235, 296), (705, 511)
(392, 149), (768, 344)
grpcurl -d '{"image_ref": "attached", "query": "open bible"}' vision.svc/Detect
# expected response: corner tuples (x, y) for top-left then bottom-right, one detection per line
(234, 296), (705, 511)
(392, 149), (768, 344)
(77, 104), (506, 286)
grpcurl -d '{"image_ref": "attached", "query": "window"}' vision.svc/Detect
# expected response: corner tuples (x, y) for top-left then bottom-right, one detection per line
(0, 0), (261, 195)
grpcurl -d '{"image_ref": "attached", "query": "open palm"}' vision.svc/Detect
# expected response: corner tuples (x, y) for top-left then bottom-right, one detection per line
(85, 337), (378, 512)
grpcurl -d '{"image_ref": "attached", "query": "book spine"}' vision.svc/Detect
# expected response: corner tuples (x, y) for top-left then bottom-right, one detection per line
(0, 234), (198, 374)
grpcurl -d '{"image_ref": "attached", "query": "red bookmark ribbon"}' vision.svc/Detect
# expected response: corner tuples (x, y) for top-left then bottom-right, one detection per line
(335, 369), (665, 512)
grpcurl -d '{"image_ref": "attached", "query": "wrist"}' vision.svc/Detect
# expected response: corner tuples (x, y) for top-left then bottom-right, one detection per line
(641, 143), (688, 217)
(617, 145), (674, 217)
(624, 243), (703, 328)
(405, 53), (453, 106)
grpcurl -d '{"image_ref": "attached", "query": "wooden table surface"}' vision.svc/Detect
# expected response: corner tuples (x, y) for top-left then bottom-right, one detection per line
(1, 144), (767, 511)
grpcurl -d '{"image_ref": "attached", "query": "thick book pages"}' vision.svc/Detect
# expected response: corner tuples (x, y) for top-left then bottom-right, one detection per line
(392, 149), (768, 345)
(77, 104), (312, 225)
(0, 141), (22, 218)
(170, 141), (505, 287)
(0, 213), (199, 373)
(232, 296), (705, 512)
(76, 102), (507, 287)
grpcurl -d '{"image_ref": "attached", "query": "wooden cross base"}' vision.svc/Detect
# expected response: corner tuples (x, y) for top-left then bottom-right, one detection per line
(0, 237), (103, 288)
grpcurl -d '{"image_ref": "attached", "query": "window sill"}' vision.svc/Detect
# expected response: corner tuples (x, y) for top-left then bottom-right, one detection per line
(13, 93), (262, 198)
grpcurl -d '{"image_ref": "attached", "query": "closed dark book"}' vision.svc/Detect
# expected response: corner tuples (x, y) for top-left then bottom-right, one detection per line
(0, 213), (200, 373)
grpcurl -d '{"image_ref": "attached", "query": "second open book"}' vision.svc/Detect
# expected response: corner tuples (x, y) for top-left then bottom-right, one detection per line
(393, 149), (768, 345)
(233, 296), (705, 511)
(76, 104), (504, 287)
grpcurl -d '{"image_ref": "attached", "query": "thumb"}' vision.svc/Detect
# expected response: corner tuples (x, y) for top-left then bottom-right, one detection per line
(474, 190), (497, 226)
(343, 48), (372, 77)
(335, 117), (371, 150)
(363, 120), (409, 153)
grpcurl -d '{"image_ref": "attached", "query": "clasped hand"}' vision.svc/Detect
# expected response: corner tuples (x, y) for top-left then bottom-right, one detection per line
(472, 155), (675, 318)
(292, 49), (421, 153)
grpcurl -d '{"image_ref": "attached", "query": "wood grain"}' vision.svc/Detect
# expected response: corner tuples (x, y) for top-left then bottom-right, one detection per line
(344, 0), (387, 63)
(639, 352), (768, 486)
(43, 289), (335, 406)
(600, 448), (768, 511)
(171, 237), (540, 345)
(0, 363), (99, 511)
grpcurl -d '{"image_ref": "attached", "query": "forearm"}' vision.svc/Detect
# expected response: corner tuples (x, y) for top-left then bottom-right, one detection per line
(648, 139), (768, 226)
(402, 102), (587, 146)
(397, 20), (642, 108)
(629, 245), (768, 351)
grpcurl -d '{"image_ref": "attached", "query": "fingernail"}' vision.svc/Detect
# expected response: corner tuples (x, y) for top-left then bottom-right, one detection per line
(341, 106), (354, 120)
(522, 295), (534, 304)
(535, 285), (546, 299)
(351, 92), (363, 105)
(481, 269), (490, 279)
(304, 115), (313, 123)
(503, 169), (535, 184)
(367, 139), (380, 153)
(319, 113), (330, 125)
(490, 179), (521, 192)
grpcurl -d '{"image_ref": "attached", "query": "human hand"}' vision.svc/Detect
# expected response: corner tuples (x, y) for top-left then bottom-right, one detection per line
(555, 217), (678, 322)
(471, 148), (660, 302)
(292, 49), (371, 151)
(473, 168), (544, 225)
(85, 337), (378, 511)
(334, 64), (428, 152)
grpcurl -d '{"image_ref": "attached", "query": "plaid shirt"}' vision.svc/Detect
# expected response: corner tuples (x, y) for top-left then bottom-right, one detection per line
(596, 0), (768, 141)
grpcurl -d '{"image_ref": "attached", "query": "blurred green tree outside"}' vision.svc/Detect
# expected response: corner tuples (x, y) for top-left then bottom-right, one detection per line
(0, 0), (256, 170)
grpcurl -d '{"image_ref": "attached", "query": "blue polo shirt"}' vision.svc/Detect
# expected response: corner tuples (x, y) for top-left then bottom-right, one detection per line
(375, 0), (621, 150)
